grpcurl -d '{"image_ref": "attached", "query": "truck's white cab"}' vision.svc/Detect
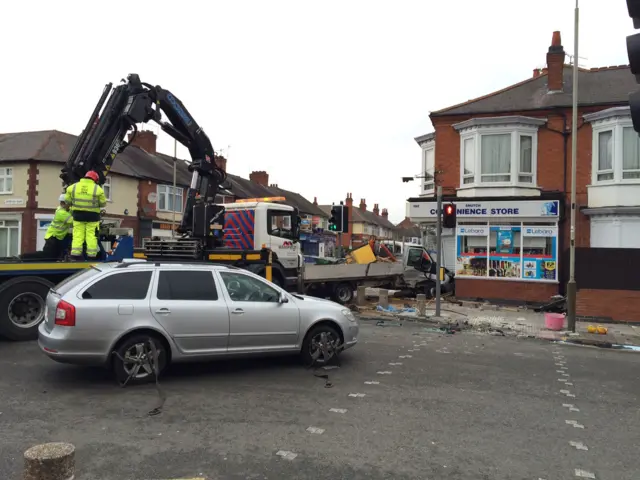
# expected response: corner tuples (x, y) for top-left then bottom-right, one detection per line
(222, 198), (301, 283)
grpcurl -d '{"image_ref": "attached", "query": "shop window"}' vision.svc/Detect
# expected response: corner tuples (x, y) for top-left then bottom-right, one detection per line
(455, 226), (488, 277)
(488, 225), (522, 278)
(455, 222), (557, 282)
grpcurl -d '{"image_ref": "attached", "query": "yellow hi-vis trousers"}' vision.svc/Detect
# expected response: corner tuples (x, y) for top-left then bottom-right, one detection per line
(71, 220), (100, 258)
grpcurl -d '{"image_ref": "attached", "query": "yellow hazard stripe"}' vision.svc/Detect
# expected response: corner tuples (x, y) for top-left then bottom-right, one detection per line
(0, 262), (97, 271)
(208, 253), (261, 261)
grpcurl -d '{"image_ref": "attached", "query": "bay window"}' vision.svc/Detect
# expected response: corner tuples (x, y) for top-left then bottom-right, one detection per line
(453, 116), (546, 190)
(585, 107), (640, 184)
(422, 146), (435, 193)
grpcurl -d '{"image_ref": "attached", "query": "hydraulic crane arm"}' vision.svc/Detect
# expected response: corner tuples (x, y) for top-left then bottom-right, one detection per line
(61, 74), (226, 236)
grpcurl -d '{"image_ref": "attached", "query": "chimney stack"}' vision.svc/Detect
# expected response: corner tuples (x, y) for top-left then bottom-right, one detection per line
(313, 196), (318, 205)
(249, 171), (269, 186)
(345, 193), (353, 206)
(546, 31), (565, 92)
(373, 203), (380, 215)
(359, 198), (367, 211)
(215, 155), (227, 172)
(127, 130), (157, 154)
(382, 208), (388, 218)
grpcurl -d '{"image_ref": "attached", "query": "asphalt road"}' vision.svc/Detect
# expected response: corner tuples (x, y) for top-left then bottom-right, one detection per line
(1, 321), (639, 480)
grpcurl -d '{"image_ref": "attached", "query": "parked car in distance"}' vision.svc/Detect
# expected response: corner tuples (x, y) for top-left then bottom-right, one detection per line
(38, 260), (359, 384)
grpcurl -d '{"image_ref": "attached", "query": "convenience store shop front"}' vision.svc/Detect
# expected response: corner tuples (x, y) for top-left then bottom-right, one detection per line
(407, 196), (564, 304)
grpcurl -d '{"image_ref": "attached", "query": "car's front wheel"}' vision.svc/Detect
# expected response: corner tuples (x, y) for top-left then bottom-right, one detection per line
(301, 323), (341, 367)
(112, 333), (168, 386)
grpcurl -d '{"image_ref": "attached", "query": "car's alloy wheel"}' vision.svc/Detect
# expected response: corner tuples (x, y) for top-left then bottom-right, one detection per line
(113, 334), (167, 386)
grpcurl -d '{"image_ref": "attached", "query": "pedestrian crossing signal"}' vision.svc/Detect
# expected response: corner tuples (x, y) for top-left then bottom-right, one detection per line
(443, 203), (456, 229)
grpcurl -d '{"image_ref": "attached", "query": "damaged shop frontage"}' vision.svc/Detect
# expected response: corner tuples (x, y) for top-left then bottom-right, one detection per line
(406, 194), (565, 305)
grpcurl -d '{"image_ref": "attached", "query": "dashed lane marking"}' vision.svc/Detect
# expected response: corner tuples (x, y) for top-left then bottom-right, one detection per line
(329, 408), (347, 414)
(348, 393), (366, 398)
(306, 426), (325, 435)
(364, 381), (380, 385)
(569, 441), (589, 451)
(565, 420), (585, 429)
(276, 450), (298, 461)
(558, 378), (568, 382)
(377, 371), (392, 375)
(574, 468), (596, 478)
(399, 355), (412, 358)
(388, 362), (403, 366)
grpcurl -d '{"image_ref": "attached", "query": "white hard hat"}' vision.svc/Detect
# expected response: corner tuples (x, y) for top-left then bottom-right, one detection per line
(58, 194), (66, 203)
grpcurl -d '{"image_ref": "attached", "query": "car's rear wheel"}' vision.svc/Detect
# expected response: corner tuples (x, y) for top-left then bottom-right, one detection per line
(301, 323), (341, 366)
(112, 333), (168, 386)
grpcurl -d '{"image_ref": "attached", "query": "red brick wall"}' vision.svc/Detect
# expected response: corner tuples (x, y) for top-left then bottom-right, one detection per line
(577, 289), (640, 323)
(456, 278), (559, 304)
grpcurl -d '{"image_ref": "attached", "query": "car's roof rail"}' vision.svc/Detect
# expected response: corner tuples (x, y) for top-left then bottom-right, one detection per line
(113, 259), (241, 270)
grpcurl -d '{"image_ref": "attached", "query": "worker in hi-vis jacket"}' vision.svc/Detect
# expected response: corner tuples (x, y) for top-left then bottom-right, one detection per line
(43, 194), (73, 260)
(64, 171), (107, 260)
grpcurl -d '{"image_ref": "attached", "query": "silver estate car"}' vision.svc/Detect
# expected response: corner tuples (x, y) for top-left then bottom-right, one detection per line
(38, 260), (359, 384)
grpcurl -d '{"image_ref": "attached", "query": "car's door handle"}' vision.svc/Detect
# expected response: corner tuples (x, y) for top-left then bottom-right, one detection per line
(231, 309), (244, 315)
(155, 308), (171, 314)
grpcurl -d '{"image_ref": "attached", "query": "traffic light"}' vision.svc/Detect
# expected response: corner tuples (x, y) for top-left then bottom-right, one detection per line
(329, 205), (344, 232)
(341, 205), (349, 233)
(442, 203), (456, 229)
(627, 0), (640, 132)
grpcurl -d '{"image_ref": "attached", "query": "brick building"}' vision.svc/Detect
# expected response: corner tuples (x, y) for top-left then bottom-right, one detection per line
(406, 31), (640, 321)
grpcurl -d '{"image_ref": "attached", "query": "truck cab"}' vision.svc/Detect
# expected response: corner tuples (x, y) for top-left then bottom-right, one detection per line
(222, 198), (301, 286)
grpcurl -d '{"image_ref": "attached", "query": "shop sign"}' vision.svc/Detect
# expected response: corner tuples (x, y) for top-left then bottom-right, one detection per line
(523, 226), (558, 237)
(456, 226), (489, 236)
(409, 200), (559, 220)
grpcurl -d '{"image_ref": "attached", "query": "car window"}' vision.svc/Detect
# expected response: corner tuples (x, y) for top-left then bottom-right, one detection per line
(55, 268), (101, 295)
(82, 271), (152, 300)
(407, 248), (423, 266)
(157, 270), (218, 301)
(220, 271), (280, 303)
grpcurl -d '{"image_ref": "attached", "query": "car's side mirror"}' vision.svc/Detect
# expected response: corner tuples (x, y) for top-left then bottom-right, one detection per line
(279, 292), (289, 303)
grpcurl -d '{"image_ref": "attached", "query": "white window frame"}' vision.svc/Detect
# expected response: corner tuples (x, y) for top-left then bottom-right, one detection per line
(453, 116), (545, 190)
(586, 107), (640, 185)
(0, 167), (14, 195)
(157, 184), (184, 213)
(0, 214), (21, 256)
(422, 144), (435, 194)
(103, 176), (112, 201)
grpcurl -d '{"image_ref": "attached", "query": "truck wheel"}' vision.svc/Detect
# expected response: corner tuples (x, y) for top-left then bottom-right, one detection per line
(332, 282), (354, 304)
(0, 278), (54, 341)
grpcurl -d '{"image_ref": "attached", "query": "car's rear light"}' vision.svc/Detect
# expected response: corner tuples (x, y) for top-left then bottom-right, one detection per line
(55, 300), (76, 327)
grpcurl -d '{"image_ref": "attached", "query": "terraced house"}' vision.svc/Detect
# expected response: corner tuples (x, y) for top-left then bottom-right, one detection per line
(407, 31), (640, 322)
(0, 129), (327, 255)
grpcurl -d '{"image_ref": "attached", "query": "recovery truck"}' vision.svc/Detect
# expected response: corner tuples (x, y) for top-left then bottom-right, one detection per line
(0, 74), (277, 341)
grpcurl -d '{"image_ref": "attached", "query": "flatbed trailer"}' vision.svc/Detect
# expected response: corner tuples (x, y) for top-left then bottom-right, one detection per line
(0, 248), (274, 342)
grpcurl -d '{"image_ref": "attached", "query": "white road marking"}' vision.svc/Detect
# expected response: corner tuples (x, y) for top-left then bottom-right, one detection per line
(562, 373), (570, 377)
(555, 363), (565, 366)
(569, 407), (580, 412)
(364, 381), (380, 385)
(436, 349), (450, 354)
(563, 403), (575, 408)
(566, 382), (574, 386)
(407, 349), (415, 352)
(322, 366), (339, 370)
(413, 348), (421, 351)
(329, 408), (347, 414)
(389, 362), (403, 366)
(348, 393), (366, 398)
(377, 371), (392, 375)
(557, 370), (565, 374)
(276, 450), (298, 460)
(565, 420), (585, 429)
(574, 468), (596, 478)
(558, 378), (568, 382)
(569, 441), (589, 451)
(560, 390), (576, 397)
(399, 355), (412, 359)
(306, 426), (325, 435)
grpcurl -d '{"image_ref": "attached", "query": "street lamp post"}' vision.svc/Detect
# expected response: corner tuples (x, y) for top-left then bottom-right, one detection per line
(567, 0), (580, 332)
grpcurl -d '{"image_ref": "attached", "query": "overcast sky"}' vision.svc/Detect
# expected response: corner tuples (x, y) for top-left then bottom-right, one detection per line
(0, 0), (633, 223)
